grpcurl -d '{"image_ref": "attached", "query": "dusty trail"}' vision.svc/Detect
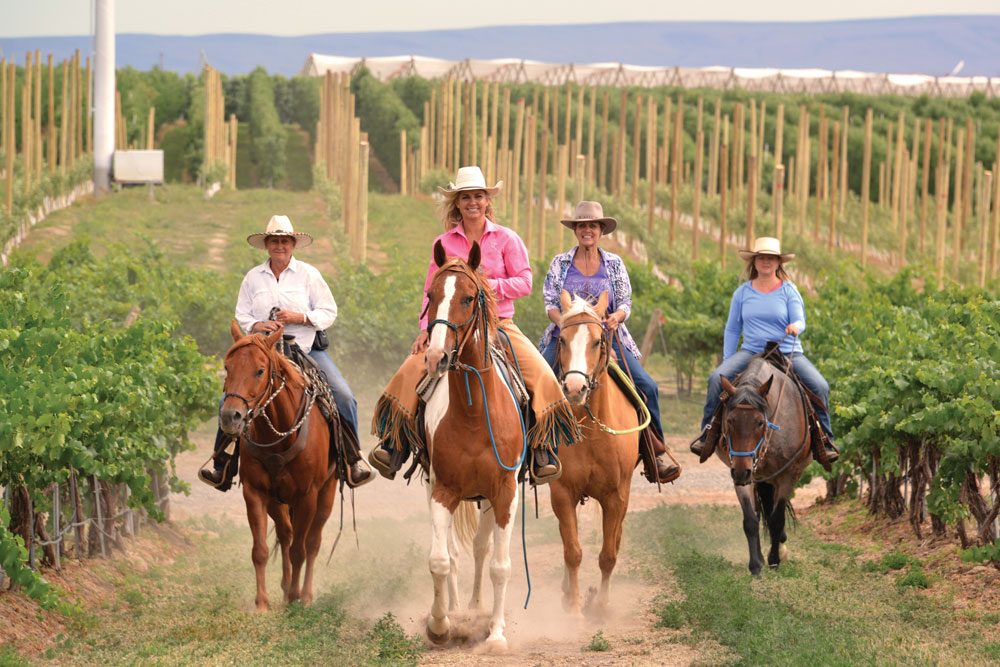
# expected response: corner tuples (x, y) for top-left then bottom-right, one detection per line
(175, 416), (827, 664)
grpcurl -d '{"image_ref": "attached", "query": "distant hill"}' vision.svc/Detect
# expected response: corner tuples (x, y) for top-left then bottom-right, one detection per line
(3, 15), (999, 78)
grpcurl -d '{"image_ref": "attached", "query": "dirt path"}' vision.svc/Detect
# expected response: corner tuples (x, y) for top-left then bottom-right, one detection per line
(174, 421), (826, 664)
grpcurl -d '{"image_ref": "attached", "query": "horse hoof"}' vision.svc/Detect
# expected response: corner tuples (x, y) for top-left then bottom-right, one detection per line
(484, 635), (508, 652)
(426, 619), (450, 645)
(778, 543), (790, 563)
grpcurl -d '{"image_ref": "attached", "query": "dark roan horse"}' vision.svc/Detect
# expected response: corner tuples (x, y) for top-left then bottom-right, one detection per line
(219, 321), (340, 610)
(718, 356), (813, 575)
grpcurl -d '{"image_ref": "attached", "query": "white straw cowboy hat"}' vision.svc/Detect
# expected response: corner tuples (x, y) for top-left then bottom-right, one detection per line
(247, 215), (314, 249)
(560, 201), (618, 235)
(438, 166), (502, 196)
(738, 237), (794, 262)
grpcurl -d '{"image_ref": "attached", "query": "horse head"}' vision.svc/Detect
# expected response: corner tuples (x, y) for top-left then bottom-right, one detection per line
(720, 371), (774, 486)
(557, 290), (610, 406)
(424, 239), (496, 379)
(219, 320), (284, 436)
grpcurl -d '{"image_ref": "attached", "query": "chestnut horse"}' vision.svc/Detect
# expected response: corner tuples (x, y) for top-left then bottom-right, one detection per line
(718, 355), (812, 575)
(219, 321), (338, 610)
(552, 291), (640, 616)
(421, 240), (525, 649)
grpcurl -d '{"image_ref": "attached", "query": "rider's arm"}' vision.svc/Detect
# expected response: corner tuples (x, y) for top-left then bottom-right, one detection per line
(304, 266), (337, 331)
(722, 285), (744, 361)
(234, 273), (259, 335)
(607, 253), (633, 321)
(785, 283), (806, 334)
(489, 233), (532, 301)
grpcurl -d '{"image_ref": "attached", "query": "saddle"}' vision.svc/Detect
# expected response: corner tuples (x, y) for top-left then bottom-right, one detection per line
(606, 362), (680, 484)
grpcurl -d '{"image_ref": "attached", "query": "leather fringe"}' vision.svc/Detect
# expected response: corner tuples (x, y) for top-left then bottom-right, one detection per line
(371, 393), (416, 453)
(527, 399), (582, 452)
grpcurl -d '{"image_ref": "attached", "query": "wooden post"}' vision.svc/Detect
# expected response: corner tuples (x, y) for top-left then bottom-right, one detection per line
(523, 111), (536, 254)
(661, 98), (672, 187)
(992, 130), (1000, 279)
(84, 56), (92, 155)
(774, 102), (785, 189)
(898, 149), (909, 264)
(499, 87), (511, 209)
(920, 118), (932, 254)
(952, 128), (966, 278)
(746, 152), (756, 244)
(537, 126), (549, 259)
(979, 170), (992, 286)
(24, 51), (33, 192)
(575, 85), (584, 178)
(630, 94), (642, 206)
(709, 98), (721, 196)
(692, 129), (703, 260)
(617, 89), (628, 197)
(774, 164), (785, 243)
(815, 106), (827, 237)
(229, 113), (237, 189)
(556, 144), (569, 248)
(733, 103), (744, 200)
(586, 86), (596, 185)
(839, 105), (849, 215)
(358, 138), (369, 264)
(749, 99), (758, 209)
(961, 118), (975, 255)
(647, 97), (657, 234)
(935, 163), (948, 289)
(720, 120), (729, 271)
(511, 97), (525, 232)
(46, 54), (55, 173)
(576, 153), (586, 204)
(891, 112), (905, 248)
(4, 63), (13, 215)
(469, 82), (477, 167)
(670, 108), (681, 247)
(829, 121), (840, 249)
(796, 105), (809, 235)
(598, 91), (609, 191)
(563, 84), (572, 165)
(861, 108), (873, 267)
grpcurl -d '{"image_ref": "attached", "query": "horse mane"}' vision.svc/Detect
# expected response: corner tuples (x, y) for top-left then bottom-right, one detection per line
(729, 356), (770, 413)
(431, 256), (499, 334)
(559, 293), (598, 326)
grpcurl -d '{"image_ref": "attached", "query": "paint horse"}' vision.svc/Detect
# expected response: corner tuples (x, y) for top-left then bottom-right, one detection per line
(717, 355), (813, 575)
(421, 240), (526, 648)
(219, 321), (339, 610)
(551, 290), (640, 616)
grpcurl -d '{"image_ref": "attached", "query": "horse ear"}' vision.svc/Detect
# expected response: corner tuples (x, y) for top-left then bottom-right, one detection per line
(721, 376), (737, 397)
(266, 325), (283, 348)
(758, 376), (774, 397)
(433, 239), (447, 268)
(231, 320), (243, 341)
(596, 290), (609, 318)
(468, 241), (481, 271)
(560, 289), (573, 314)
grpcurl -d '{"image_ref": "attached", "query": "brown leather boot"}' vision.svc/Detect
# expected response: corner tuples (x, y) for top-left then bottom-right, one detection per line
(530, 447), (561, 484)
(653, 453), (680, 482)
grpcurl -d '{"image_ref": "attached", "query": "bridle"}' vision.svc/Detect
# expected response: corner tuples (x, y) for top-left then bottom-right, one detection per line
(724, 401), (780, 480)
(221, 337), (316, 449)
(426, 266), (491, 371)
(555, 317), (609, 398)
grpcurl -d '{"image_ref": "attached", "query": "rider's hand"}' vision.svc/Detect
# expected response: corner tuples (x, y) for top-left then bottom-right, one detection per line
(785, 323), (800, 336)
(411, 330), (429, 355)
(252, 320), (281, 334)
(273, 309), (305, 326)
(603, 311), (623, 331)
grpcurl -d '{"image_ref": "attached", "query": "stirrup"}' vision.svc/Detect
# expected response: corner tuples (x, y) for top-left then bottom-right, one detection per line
(529, 448), (562, 485)
(198, 458), (231, 490)
(368, 446), (397, 480)
(344, 459), (375, 488)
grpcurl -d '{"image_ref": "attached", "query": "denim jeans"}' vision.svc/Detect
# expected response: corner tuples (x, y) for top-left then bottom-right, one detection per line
(701, 348), (833, 440)
(213, 348), (358, 470)
(540, 336), (664, 440)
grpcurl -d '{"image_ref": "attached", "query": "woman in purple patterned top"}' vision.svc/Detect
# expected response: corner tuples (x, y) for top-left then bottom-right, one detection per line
(539, 201), (677, 482)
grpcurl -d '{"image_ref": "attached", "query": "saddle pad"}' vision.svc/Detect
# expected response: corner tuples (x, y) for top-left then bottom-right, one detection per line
(415, 346), (529, 411)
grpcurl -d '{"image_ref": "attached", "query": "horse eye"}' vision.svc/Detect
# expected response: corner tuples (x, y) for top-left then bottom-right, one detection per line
(592, 341), (601, 349)
(463, 296), (474, 305)
(256, 369), (265, 377)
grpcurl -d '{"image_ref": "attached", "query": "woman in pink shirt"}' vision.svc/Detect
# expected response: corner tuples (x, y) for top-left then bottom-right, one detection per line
(369, 167), (579, 484)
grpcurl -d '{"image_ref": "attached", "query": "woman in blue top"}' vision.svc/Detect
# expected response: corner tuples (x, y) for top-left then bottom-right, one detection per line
(539, 201), (678, 482)
(690, 237), (837, 462)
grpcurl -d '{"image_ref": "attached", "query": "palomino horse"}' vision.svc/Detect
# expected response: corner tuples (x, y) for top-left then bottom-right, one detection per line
(552, 290), (640, 616)
(421, 240), (525, 649)
(219, 321), (339, 610)
(718, 355), (812, 575)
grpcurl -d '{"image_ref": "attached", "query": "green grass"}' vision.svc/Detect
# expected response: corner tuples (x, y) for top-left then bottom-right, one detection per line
(583, 630), (611, 652)
(628, 504), (997, 665)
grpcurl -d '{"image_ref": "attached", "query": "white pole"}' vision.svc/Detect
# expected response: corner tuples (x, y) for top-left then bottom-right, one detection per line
(93, 0), (115, 194)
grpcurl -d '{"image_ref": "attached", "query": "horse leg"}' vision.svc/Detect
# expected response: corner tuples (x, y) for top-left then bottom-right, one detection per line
(426, 496), (453, 644)
(766, 497), (788, 570)
(550, 484), (583, 617)
(243, 488), (271, 611)
(266, 501), (293, 599)
(469, 502), (496, 613)
(301, 478), (337, 605)
(735, 484), (764, 576)
(447, 512), (460, 612)
(485, 484), (518, 650)
(287, 492), (318, 604)
(595, 493), (627, 612)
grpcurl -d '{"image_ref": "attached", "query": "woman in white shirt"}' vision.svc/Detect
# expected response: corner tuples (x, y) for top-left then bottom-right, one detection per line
(199, 215), (371, 489)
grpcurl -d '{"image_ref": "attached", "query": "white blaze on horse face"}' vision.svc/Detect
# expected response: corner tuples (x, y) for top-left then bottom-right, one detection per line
(429, 276), (457, 353)
(563, 323), (591, 397)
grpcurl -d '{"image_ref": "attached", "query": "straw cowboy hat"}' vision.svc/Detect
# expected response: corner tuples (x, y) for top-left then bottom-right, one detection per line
(560, 201), (618, 235)
(738, 236), (794, 263)
(247, 215), (314, 249)
(438, 166), (502, 196)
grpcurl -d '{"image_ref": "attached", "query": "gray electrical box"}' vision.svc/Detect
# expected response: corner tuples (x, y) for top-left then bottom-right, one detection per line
(113, 150), (164, 184)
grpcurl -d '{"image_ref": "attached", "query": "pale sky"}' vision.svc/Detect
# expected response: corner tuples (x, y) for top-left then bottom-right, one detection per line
(4, 0), (999, 36)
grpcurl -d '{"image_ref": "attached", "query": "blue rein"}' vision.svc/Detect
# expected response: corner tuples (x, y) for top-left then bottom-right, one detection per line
(727, 420), (780, 459)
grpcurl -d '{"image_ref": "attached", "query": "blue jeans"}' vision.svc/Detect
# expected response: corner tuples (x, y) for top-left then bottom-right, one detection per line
(214, 348), (358, 469)
(701, 349), (833, 440)
(540, 336), (664, 440)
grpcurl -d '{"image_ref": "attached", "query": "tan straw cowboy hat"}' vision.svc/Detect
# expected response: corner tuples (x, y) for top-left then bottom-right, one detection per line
(247, 215), (314, 249)
(738, 236), (794, 262)
(560, 201), (618, 235)
(438, 166), (502, 196)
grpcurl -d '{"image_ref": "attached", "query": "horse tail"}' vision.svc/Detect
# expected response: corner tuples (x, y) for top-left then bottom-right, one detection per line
(453, 500), (480, 554)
